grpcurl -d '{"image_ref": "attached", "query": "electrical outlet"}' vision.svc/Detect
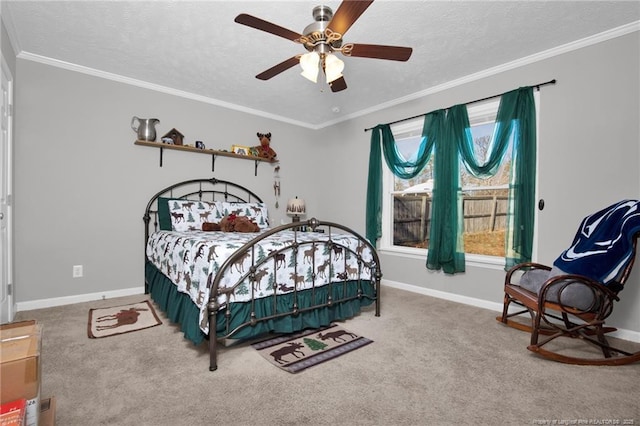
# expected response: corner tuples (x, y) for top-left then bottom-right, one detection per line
(73, 265), (83, 278)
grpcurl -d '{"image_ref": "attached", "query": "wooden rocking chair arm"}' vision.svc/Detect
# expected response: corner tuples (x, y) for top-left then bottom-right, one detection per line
(505, 262), (551, 285)
(508, 262), (552, 273)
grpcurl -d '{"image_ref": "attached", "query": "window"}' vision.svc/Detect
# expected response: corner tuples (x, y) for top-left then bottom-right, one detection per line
(381, 99), (512, 258)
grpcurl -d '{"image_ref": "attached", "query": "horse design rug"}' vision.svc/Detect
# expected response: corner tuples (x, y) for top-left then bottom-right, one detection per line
(251, 324), (373, 373)
(88, 300), (162, 338)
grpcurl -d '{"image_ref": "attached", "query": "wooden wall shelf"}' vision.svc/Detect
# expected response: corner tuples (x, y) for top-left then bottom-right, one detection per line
(134, 140), (277, 176)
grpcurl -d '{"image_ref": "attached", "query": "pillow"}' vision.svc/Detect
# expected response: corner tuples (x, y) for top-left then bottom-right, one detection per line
(519, 266), (596, 311)
(221, 201), (269, 229)
(157, 197), (176, 231)
(158, 197), (215, 231)
(167, 199), (223, 232)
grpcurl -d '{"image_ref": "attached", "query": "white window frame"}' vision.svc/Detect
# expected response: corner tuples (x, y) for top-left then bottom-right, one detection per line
(379, 93), (540, 270)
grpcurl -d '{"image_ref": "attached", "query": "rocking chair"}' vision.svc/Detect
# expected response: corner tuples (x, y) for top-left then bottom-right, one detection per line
(497, 199), (640, 365)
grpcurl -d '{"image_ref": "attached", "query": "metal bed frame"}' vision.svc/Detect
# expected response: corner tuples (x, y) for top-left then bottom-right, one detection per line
(143, 177), (382, 371)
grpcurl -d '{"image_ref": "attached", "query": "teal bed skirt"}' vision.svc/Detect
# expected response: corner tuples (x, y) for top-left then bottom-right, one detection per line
(145, 261), (376, 345)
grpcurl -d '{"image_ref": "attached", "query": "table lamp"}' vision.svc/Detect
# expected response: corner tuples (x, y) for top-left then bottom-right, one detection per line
(286, 196), (306, 222)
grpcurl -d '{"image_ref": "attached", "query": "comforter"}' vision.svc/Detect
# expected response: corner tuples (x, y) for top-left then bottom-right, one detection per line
(146, 229), (374, 334)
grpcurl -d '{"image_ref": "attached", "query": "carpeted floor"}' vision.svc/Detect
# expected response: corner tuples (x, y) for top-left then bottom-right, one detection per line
(14, 285), (640, 425)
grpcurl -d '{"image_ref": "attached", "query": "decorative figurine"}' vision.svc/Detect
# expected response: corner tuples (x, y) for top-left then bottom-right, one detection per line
(162, 128), (184, 146)
(273, 165), (281, 209)
(252, 132), (277, 161)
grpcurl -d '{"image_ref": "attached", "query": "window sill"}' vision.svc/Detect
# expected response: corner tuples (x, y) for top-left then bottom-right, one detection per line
(378, 246), (506, 270)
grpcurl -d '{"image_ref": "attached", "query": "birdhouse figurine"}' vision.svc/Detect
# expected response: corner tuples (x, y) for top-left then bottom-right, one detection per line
(162, 128), (185, 146)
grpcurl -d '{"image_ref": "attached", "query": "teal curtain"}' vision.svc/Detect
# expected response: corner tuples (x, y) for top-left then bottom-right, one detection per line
(366, 86), (536, 272)
(425, 110), (465, 273)
(502, 88), (537, 268)
(381, 113), (439, 178)
(365, 125), (384, 245)
(449, 87), (537, 268)
(452, 104), (509, 178)
(366, 111), (440, 244)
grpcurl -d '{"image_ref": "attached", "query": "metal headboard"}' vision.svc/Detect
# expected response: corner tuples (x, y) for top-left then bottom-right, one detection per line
(143, 177), (263, 263)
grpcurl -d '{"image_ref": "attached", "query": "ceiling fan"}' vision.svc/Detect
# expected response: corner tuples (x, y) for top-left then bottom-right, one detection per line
(234, 0), (413, 93)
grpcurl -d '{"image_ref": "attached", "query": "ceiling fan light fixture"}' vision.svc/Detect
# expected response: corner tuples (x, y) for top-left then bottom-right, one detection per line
(300, 51), (320, 83)
(324, 53), (344, 83)
(235, 1), (411, 92)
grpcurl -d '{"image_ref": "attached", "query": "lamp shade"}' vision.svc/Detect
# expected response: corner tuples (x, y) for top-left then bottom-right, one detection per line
(286, 197), (306, 220)
(300, 52), (320, 83)
(324, 53), (344, 83)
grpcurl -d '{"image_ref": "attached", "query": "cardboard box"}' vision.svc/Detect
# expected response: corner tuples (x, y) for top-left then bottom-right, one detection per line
(38, 397), (55, 426)
(0, 321), (41, 426)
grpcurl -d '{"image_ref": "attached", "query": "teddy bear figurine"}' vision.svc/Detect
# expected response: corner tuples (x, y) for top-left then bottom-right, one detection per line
(252, 132), (277, 161)
(218, 213), (260, 233)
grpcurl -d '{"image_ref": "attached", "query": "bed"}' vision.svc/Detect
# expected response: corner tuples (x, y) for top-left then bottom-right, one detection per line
(143, 177), (381, 371)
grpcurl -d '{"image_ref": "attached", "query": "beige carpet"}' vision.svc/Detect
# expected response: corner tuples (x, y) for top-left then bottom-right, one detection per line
(15, 285), (640, 425)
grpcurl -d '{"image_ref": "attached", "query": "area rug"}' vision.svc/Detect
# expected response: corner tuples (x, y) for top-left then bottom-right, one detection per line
(88, 300), (162, 338)
(251, 324), (373, 373)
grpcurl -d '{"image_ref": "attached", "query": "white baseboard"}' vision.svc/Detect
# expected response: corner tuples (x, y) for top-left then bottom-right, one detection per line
(381, 279), (640, 343)
(17, 281), (640, 344)
(16, 287), (145, 312)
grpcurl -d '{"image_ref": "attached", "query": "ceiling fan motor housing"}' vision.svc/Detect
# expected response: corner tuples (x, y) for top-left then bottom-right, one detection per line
(312, 5), (332, 22)
(301, 5), (342, 54)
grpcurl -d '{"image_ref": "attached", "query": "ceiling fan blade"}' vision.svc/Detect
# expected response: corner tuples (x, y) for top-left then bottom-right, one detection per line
(327, 0), (374, 37)
(329, 76), (347, 93)
(255, 56), (300, 80)
(235, 14), (303, 42)
(344, 44), (413, 61)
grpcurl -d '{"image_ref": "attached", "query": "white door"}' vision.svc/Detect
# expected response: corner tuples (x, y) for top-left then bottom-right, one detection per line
(0, 57), (14, 324)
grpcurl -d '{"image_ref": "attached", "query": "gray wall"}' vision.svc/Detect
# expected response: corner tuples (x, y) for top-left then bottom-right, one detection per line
(315, 32), (640, 334)
(12, 31), (640, 335)
(13, 59), (319, 302)
(1, 13), (17, 76)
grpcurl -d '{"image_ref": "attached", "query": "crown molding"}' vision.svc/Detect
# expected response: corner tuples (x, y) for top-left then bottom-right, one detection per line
(17, 51), (318, 130)
(15, 20), (639, 130)
(322, 20), (640, 129)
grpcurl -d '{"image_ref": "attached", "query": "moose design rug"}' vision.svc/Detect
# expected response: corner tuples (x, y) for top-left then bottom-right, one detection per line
(251, 324), (373, 373)
(88, 300), (162, 338)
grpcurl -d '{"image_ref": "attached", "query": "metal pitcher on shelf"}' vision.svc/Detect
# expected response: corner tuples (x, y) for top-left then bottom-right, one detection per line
(131, 116), (160, 141)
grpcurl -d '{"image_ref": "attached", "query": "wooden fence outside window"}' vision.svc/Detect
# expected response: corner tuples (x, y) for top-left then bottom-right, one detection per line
(393, 194), (508, 248)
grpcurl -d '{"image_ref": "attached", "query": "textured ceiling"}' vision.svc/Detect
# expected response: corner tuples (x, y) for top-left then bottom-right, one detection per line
(2, 1), (639, 128)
